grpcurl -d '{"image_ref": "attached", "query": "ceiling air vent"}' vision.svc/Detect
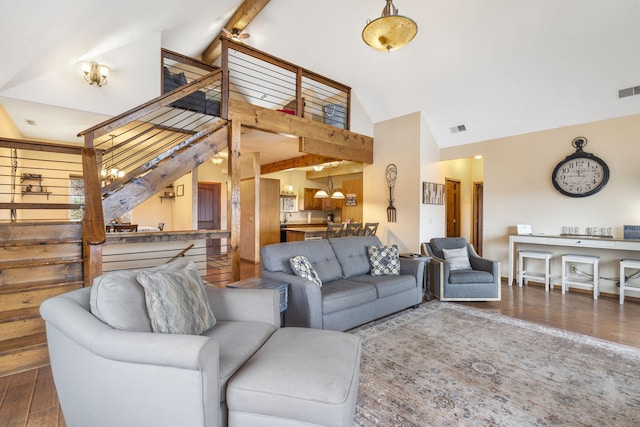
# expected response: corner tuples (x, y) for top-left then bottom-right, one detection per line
(618, 85), (640, 99)
(450, 124), (467, 133)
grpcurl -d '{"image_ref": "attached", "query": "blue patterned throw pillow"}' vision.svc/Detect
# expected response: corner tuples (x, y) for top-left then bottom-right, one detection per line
(136, 263), (216, 335)
(367, 245), (401, 276)
(289, 255), (323, 287)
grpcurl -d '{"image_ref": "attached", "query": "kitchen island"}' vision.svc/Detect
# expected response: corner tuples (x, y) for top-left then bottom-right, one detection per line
(285, 226), (327, 242)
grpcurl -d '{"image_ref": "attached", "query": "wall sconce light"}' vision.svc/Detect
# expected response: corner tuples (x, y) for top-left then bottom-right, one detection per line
(312, 165), (324, 172)
(82, 61), (110, 87)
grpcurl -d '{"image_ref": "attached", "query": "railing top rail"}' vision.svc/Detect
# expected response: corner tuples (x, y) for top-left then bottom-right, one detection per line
(77, 70), (223, 140)
(222, 38), (351, 93)
(0, 137), (84, 155)
(162, 48), (219, 72)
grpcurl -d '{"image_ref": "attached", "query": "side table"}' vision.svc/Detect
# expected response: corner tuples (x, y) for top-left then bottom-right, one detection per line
(399, 253), (431, 301)
(227, 278), (289, 326)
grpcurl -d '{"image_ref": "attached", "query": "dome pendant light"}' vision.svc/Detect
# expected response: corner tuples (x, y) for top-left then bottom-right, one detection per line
(362, 0), (418, 52)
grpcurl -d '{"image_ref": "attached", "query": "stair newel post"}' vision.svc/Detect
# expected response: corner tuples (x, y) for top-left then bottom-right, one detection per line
(228, 120), (242, 282)
(221, 37), (230, 120)
(81, 131), (106, 286)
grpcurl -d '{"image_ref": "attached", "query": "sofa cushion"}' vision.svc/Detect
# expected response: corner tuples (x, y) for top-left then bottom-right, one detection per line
(203, 320), (276, 400)
(328, 236), (382, 278)
(89, 258), (190, 332)
(449, 269), (495, 284)
(289, 255), (322, 287)
(367, 245), (401, 276)
(429, 237), (468, 259)
(348, 274), (416, 298)
(443, 247), (472, 271)
(261, 240), (343, 283)
(321, 280), (377, 314)
(136, 263), (216, 335)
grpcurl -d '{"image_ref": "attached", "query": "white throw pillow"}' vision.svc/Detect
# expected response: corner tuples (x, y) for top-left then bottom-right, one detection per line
(442, 247), (472, 271)
(289, 255), (323, 287)
(136, 263), (216, 335)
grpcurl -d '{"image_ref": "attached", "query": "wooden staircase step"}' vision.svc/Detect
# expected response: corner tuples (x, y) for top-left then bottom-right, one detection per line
(0, 279), (84, 295)
(0, 314), (45, 343)
(0, 239), (82, 247)
(0, 257), (83, 271)
(0, 283), (82, 313)
(0, 341), (49, 377)
(0, 307), (40, 323)
(0, 333), (47, 355)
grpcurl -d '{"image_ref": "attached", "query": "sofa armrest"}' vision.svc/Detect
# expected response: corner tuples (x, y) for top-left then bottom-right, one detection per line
(260, 270), (323, 329)
(206, 287), (280, 327)
(399, 257), (426, 287)
(468, 244), (499, 275)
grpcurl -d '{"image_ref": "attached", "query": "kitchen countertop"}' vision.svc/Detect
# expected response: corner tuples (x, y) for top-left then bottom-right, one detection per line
(285, 226), (328, 233)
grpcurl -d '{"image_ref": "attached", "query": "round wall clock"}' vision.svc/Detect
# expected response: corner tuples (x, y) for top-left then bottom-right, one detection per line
(551, 137), (609, 198)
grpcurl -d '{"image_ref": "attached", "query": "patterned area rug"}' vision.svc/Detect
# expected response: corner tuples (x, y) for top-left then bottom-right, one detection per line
(350, 301), (640, 426)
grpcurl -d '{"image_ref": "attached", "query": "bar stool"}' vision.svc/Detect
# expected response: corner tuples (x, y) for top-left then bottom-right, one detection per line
(619, 259), (640, 304)
(561, 254), (600, 299)
(518, 250), (554, 291)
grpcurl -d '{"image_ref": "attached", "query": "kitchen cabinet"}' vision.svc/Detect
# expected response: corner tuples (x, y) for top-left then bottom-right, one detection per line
(322, 190), (344, 211)
(300, 188), (323, 210)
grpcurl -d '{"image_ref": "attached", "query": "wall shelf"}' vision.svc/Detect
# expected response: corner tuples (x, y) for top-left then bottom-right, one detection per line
(21, 173), (51, 199)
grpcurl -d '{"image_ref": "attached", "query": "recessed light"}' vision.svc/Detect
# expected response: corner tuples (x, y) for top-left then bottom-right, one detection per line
(474, 155), (483, 159)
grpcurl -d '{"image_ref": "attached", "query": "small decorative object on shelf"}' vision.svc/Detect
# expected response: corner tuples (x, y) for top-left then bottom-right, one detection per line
(561, 226), (612, 238)
(20, 172), (51, 199)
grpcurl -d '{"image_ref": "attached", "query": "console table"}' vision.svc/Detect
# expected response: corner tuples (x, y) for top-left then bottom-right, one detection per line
(507, 234), (640, 286)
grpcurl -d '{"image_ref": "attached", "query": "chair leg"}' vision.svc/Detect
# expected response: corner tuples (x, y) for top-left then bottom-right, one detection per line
(518, 254), (523, 287)
(562, 259), (567, 294)
(620, 262), (625, 305)
(593, 261), (599, 300)
(545, 257), (550, 292)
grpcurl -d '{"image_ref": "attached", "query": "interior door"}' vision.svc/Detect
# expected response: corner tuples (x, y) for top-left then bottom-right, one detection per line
(472, 181), (484, 256)
(445, 178), (461, 237)
(198, 182), (221, 255)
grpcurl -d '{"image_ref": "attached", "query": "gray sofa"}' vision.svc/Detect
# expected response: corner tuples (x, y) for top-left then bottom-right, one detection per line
(261, 236), (425, 331)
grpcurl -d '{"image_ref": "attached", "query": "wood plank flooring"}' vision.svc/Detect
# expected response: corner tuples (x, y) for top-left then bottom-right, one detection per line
(1, 275), (638, 426)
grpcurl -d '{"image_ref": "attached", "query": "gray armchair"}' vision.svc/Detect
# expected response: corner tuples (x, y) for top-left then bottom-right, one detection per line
(40, 285), (280, 427)
(422, 237), (501, 301)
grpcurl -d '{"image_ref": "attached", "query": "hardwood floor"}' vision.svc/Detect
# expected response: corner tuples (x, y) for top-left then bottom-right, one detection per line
(1, 276), (638, 426)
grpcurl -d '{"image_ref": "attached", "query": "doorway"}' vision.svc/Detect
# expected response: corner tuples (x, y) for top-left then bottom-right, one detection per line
(445, 178), (461, 237)
(197, 182), (221, 255)
(472, 181), (484, 256)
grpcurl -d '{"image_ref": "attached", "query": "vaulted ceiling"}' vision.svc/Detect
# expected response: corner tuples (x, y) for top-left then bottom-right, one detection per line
(2, 0), (640, 152)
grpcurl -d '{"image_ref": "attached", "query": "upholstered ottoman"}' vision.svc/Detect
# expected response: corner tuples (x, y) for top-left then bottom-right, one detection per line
(227, 327), (361, 427)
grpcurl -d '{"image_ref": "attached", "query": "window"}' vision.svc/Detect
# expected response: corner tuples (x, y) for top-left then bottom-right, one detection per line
(69, 176), (84, 221)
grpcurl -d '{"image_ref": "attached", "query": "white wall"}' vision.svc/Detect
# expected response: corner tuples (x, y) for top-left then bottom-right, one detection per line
(364, 112), (423, 253)
(439, 113), (640, 295)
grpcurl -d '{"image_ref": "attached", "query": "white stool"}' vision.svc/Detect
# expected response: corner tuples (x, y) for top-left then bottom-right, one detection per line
(518, 250), (554, 291)
(619, 259), (640, 304)
(562, 254), (600, 299)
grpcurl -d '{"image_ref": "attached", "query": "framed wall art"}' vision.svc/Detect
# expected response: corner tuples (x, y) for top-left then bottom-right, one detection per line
(423, 182), (444, 205)
(176, 184), (184, 197)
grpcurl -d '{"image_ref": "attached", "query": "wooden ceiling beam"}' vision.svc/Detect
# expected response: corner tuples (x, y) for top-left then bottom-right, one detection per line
(305, 162), (364, 179)
(202, 0), (271, 64)
(260, 153), (337, 174)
